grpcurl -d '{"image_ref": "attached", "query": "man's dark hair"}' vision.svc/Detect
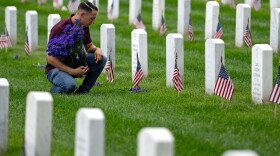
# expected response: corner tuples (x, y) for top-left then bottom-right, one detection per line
(78, 1), (98, 12)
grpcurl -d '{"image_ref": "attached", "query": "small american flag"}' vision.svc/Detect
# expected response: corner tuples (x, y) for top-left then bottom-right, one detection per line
(108, 0), (114, 19)
(105, 53), (114, 83)
(5, 28), (12, 47)
(253, 0), (261, 11)
(243, 19), (252, 47)
(133, 13), (145, 29)
(0, 27), (12, 49)
(160, 14), (167, 36)
(172, 54), (183, 93)
(0, 35), (9, 49)
(25, 28), (30, 56)
(188, 17), (194, 41)
(68, 0), (80, 13)
(214, 20), (223, 39)
(133, 54), (144, 88)
(270, 66), (280, 104)
(214, 63), (234, 100)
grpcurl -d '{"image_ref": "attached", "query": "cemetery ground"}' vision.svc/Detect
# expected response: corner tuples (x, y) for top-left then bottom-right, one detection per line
(0, 0), (280, 155)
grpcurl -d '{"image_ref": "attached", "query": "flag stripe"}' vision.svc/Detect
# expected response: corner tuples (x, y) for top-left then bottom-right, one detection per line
(105, 60), (114, 83)
(173, 68), (184, 92)
(25, 29), (30, 56)
(243, 20), (252, 47)
(214, 21), (223, 39)
(214, 64), (234, 100)
(188, 18), (194, 41)
(133, 55), (144, 88)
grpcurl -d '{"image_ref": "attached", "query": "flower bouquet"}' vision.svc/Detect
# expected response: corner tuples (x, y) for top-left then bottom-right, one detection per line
(47, 19), (88, 68)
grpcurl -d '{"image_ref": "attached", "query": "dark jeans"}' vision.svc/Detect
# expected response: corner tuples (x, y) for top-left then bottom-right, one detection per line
(47, 53), (107, 94)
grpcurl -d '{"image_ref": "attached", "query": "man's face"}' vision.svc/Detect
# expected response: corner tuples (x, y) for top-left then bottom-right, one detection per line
(80, 10), (98, 27)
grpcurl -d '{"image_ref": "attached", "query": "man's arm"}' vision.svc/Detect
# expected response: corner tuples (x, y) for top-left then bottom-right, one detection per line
(47, 55), (88, 77)
(85, 43), (103, 63)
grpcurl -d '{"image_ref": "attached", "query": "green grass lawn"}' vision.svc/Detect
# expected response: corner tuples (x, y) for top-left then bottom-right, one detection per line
(1, 0), (280, 155)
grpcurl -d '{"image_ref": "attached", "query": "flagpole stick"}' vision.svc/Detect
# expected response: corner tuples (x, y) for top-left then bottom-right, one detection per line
(274, 103), (277, 118)
(5, 47), (7, 52)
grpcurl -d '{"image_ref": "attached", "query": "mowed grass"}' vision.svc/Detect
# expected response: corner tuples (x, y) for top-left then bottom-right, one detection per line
(0, 0), (280, 155)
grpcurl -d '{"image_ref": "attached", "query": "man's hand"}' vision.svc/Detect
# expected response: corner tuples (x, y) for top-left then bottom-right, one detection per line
(94, 48), (103, 63)
(70, 66), (89, 77)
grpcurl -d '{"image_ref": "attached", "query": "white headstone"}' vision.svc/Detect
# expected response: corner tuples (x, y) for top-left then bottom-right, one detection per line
(101, 24), (115, 71)
(137, 127), (174, 156)
(235, 4), (251, 47)
(0, 79), (9, 155)
(205, 39), (225, 94)
(132, 29), (148, 80)
(245, 0), (253, 6)
(222, 150), (259, 156)
(152, 0), (165, 30)
(26, 11), (38, 52)
(129, 0), (142, 24)
(177, 0), (191, 36)
(88, 0), (99, 8)
(166, 33), (184, 87)
(252, 44), (273, 104)
(75, 108), (105, 156)
(5, 6), (17, 45)
(205, 1), (220, 40)
(221, 0), (231, 4)
(24, 92), (53, 156)
(107, 0), (119, 19)
(53, 0), (63, 10)
(270, 8), (280, 52)
(270, 0), (280, 9)
(47, 14), (61, 42)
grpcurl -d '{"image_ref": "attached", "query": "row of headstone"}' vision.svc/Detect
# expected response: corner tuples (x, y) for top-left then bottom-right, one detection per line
(121, 13), (275, 102)
(0, 80), (261, 155)
(2, 89), (173, 155)
(101, 22), (274, 100)
(5, 0), (280, 53)
(204, 1), (280, 53)
(205, 38), (273, 104)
